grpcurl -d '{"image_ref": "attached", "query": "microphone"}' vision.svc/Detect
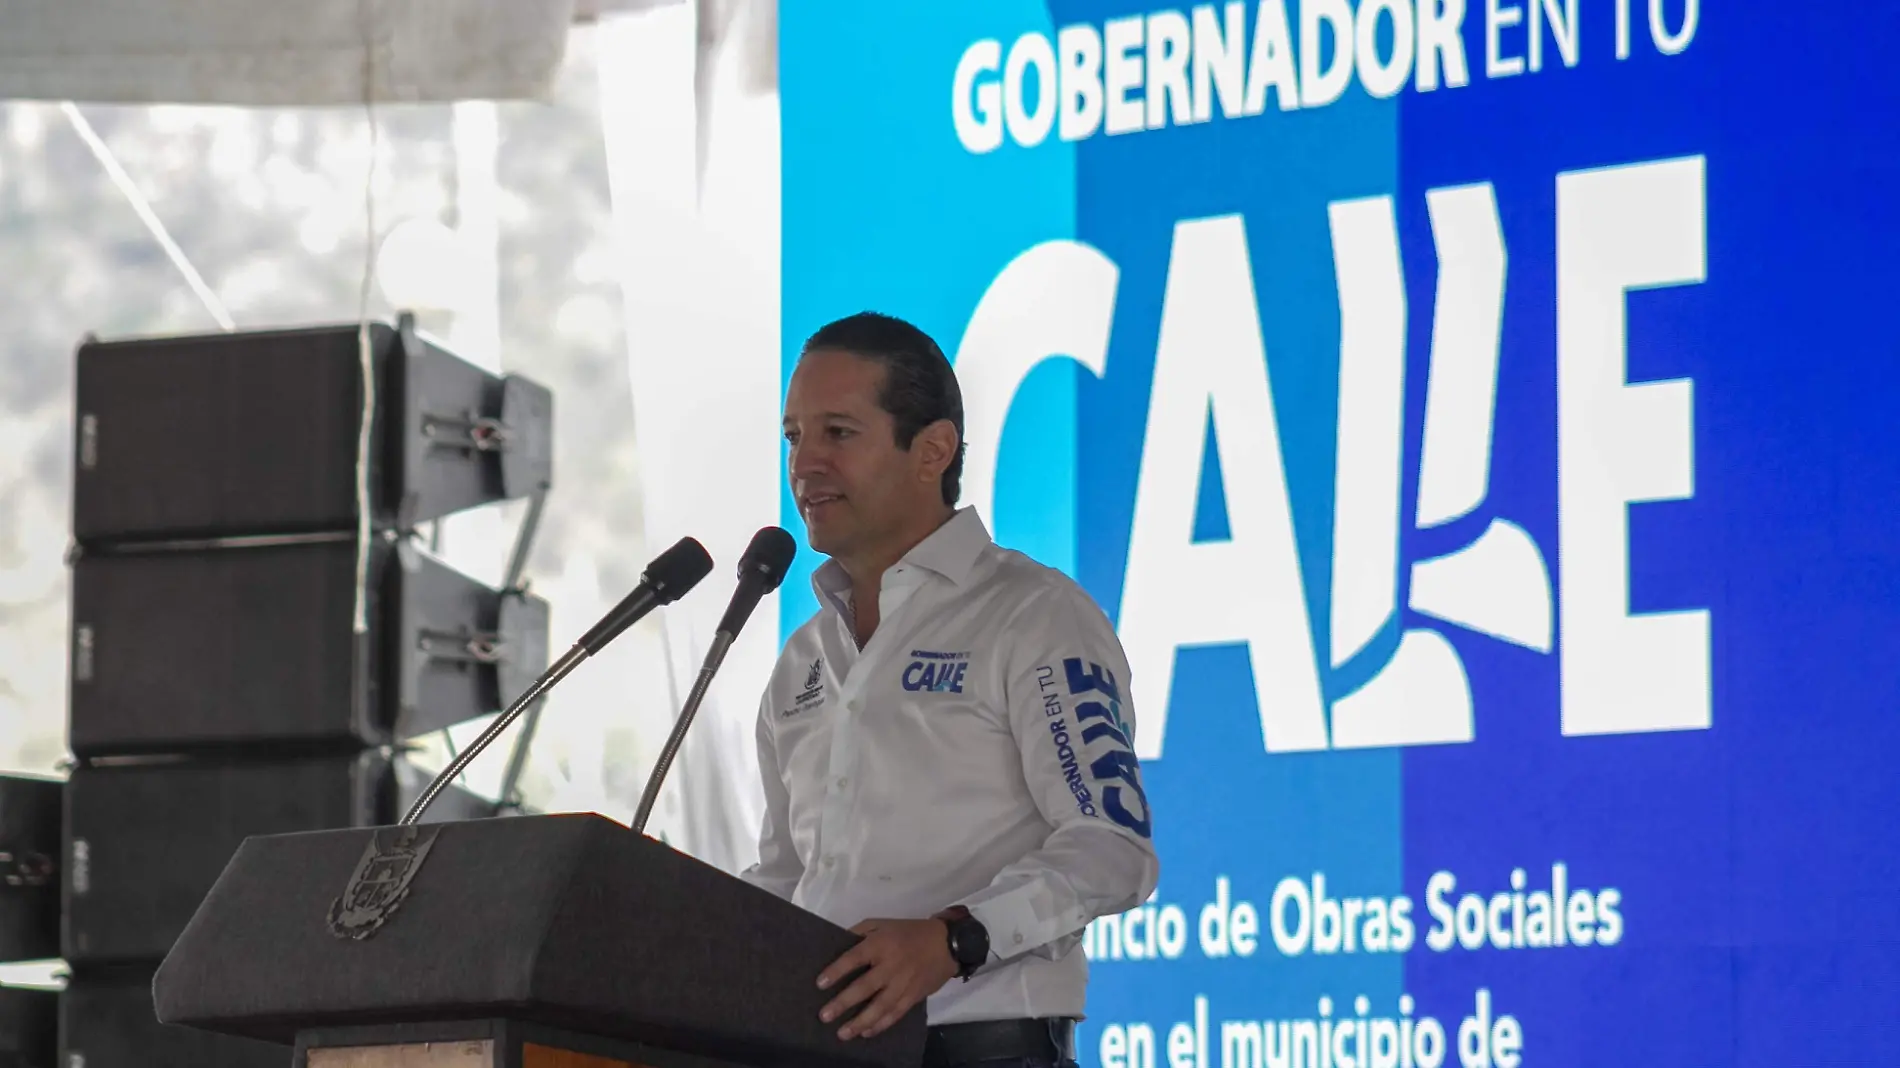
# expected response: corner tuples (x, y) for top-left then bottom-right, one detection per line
(399, 536), (714, 826)
(576, 537), (718, 653)
(717, 525), (799, 636)
(631, 527), (797, 835)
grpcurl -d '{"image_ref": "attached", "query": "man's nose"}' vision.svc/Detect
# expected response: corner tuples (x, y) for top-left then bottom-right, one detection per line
(789, 438), (828, 480)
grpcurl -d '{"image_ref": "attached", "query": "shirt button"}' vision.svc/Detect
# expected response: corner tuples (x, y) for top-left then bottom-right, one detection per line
(836, 776), (849, 788)
(824, 857), (837, 867)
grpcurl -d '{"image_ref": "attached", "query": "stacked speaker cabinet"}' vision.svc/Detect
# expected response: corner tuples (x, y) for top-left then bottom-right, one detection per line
(59, 316), (553, 1066)
(0, 774), (61, 1068)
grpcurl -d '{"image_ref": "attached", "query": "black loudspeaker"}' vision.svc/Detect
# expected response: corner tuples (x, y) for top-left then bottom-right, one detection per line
(61, 753), (490, 966)
(0, 776), (60, 965)
(63, 965), (283, 1068)
(71, 318), (552, 544)
(68, 538), (548, 758)
(0, 985), (56, 1068)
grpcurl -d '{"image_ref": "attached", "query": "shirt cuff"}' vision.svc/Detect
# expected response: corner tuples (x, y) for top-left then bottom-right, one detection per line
(962, 885), (1064, 963)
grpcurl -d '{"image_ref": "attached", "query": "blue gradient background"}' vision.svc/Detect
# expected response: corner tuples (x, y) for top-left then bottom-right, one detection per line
(780, 3), (1900, 1065)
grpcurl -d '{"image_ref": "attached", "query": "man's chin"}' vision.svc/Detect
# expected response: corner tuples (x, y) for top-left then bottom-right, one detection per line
(800, 518), (847, 557)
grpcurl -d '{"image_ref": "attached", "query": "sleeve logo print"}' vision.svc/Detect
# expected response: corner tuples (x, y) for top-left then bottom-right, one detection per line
(1038, 658), (1154, 839)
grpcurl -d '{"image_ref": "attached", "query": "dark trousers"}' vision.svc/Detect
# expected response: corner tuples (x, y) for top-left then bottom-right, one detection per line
(924, 1018), (1078, 1068)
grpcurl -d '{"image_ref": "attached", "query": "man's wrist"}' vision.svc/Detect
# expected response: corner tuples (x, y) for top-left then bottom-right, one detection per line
(936, 905), (989, 980)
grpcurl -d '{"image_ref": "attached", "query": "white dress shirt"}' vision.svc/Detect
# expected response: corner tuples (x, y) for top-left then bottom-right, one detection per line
(739, 507), (1160, 1024)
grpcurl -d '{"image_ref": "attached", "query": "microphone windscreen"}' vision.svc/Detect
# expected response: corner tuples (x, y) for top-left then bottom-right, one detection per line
(738, 527), (797, 592)
(645, 537), (715, 603)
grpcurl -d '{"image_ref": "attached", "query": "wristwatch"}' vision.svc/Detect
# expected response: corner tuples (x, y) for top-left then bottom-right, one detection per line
(943, 910), (990, 981)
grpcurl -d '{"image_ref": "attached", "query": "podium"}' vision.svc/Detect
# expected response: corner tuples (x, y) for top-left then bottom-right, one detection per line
(153, 813), (927, 1068)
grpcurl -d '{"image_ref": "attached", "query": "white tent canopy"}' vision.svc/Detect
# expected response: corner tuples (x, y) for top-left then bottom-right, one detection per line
(0, 0), (693, 106)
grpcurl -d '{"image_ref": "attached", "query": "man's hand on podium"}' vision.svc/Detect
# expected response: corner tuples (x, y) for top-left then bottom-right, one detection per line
(814, 916), (959, 1041)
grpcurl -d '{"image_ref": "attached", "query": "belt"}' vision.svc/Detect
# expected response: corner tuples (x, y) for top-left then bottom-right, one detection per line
(922, 1018), (1077, 1068)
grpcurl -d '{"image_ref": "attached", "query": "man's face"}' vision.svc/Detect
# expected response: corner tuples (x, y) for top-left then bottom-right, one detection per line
(782, 349), (940, 561)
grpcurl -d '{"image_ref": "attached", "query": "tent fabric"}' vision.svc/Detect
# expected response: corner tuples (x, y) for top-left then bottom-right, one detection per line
(0, 0), (583, 105)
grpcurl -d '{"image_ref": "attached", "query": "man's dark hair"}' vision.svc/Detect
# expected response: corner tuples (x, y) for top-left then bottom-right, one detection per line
(801, 311), (965, 507)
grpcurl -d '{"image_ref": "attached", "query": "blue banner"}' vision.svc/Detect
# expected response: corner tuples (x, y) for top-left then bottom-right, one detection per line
(781, 3), (1900, 1065)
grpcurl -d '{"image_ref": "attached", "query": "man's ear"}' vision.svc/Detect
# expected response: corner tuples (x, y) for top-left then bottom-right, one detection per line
(913, 419), (960, 485)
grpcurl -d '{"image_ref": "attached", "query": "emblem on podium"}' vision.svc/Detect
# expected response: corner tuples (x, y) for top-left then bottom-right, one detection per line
(326, 825), (441, 940)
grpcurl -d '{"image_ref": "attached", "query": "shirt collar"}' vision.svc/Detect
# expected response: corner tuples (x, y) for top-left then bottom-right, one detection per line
(811, 506), (992, 608)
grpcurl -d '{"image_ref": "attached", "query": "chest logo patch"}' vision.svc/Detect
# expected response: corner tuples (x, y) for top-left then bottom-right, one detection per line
(781, 658), (826, 718)
(902, 650), (970, 694)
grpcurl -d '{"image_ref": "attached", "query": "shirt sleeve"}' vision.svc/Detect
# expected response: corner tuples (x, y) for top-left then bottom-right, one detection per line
(955, 581), (1161, 965)
(737, 694), (803, 901)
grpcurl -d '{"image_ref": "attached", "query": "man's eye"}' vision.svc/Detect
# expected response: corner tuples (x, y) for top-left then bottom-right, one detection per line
(827, 427), (854, 439)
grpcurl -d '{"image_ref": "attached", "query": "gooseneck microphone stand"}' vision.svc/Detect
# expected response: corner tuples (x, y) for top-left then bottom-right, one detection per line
(631, 525), (796, 838)
(399, 643), (590, 827)
(630, 631), (736, 836)
(398, 535), (714, 827)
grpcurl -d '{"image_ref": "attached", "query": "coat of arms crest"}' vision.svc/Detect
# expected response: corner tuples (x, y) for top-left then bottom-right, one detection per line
(326, 825), (440, 940)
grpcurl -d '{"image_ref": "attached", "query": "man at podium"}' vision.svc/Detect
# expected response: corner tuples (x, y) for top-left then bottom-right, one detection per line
(747, 312), (1161, 1068)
